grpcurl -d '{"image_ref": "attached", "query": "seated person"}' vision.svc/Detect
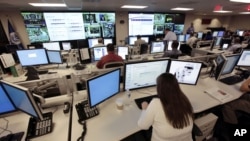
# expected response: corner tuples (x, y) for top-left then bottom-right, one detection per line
(138, 73), (193, 141)
(134, 35), (146, 46)
(186, 33), (198, 48)
(93, 38), (105, 47)
(204, 31), (213, 40)
(96, 43), (123, 69)
(222, 78), (250, 124)
(227, 37), (242, 52)
(162, 40), (182, 58)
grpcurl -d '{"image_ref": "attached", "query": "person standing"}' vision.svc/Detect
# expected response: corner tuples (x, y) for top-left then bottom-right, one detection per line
(163, 28), (177, 41)
(186, 23), (195, 34)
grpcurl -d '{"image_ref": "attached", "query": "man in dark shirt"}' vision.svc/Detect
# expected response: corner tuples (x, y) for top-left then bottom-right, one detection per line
(96, 43), (123, 69)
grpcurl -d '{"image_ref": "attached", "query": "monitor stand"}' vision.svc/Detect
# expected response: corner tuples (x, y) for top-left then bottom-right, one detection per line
(25, 67), (40, 81)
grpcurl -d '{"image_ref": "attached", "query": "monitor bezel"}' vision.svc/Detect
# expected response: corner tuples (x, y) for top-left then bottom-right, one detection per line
(16, 48), (49, 67)
(46, 50), (63, 64)
(123, 58), (170, 91)
(236, 49), (250, 67)
(149, 41), (166, 54)
(87, 68), (121, 108)
(92, 46), (108, 61)
(168, 60), (203, 85)
(0, 80), (44, 120)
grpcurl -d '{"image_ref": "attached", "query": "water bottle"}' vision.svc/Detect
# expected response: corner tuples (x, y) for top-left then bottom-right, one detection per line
(125, 89), (131, 106)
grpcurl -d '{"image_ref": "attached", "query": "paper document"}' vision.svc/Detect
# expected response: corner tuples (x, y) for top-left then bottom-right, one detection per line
(204, 87), (233, 103)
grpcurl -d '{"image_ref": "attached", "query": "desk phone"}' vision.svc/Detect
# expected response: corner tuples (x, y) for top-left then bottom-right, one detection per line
(75, 100), (99, 123)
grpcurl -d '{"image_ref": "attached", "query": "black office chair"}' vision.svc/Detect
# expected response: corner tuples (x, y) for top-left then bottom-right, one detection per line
(140, 43), (148, 55)
(169, 54), (179, 59)
(103, 61), (124, 68)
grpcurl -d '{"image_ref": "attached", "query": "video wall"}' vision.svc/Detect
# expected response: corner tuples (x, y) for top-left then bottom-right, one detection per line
(21, 12), (116, 43)
(129, 13), (185, 36)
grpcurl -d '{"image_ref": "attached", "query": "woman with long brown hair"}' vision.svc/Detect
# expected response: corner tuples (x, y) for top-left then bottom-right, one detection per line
(138, 73), (193, 141)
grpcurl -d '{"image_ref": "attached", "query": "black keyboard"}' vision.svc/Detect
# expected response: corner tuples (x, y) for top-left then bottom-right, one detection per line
(75, 100), (99, 123)
(219, 75), (244, 85)
(26, 112), (53, 139)
(134, 95), (158, 110)
(0, 132), (24, 141)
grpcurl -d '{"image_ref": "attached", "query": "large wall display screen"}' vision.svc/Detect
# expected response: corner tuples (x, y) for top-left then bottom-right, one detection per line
(21, 12), (115, 43)
(129, 13), (185, 36)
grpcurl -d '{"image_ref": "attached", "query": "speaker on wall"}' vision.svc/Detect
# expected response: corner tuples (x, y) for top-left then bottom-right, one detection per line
(120, 20), (125, 24)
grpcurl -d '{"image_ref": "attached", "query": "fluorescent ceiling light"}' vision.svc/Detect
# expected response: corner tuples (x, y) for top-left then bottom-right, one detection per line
(230, 0), (250, 3)
(213, 10), (232, 13)
(121, 5), (148, 9)
(239, 12), (250, 14)
(171, 7), (194, 11)
(29, 3), (67, 7)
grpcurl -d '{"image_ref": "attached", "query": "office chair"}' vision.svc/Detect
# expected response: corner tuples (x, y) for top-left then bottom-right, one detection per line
(169, 54), (179, 59)
(140, 43), (148, 55)
(103, 61), (124, 68)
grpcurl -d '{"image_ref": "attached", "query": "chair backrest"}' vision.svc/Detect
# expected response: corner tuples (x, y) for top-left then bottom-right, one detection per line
(169, 54), (179, 59)
(103, 61), (124, 68)
(140, 43), (148, 55)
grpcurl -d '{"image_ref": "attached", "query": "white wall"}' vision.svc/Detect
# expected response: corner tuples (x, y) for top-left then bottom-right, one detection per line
(0, 10), (249, 49)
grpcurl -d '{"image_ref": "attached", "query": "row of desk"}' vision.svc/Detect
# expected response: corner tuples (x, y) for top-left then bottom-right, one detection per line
(0, 47), (245, 141)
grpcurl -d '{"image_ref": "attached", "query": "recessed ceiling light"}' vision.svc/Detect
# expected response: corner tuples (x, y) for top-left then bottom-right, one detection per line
(213, 10), (233, 13)
(121, 5), (148, 9)
(239, 12), (250, 14)
(29, 3), (67, 7)
(230, 0), (250, 3)
(171, 7), (194, 11)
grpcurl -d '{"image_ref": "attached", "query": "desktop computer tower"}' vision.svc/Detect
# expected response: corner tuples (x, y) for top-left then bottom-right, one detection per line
(194, 113), (218, 141)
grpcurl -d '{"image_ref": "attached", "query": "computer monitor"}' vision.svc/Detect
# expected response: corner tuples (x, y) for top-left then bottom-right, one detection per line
(221, 54), (241, 76)
(212, 31), (218, 37)
(62, 42), (71, 50)
(92, 46), (108, 61)
(0, 85), (16, 116)
(214, 54), (227, 80)
(237, 30), (244, 36)
(168, 60), (202, 85)
(237, 50), (250, 67)
(197, 32), (203, 39)
(104, 38), (113, 45)
(185, 34), (190, 41)
(16, 49), (49, 67)
(222, 43), (229, 50)
(150, 41), (165, 54)
(46, 50), (63, 64)
(178, 35), (185, 42)
(215, 37), (222, 46)
(129, 36), (149, 45)
(167, 41), (180, 50)
(0, 80), (44, 120)
(117, 46), (129, 60)
(88, 38), (99, 48)
(123, 59), (169, 90)
(43, 42), (60, 51)
(217, 31), (224, 37)
(87, 68), (120, 107)
(220, 38), (232, 49)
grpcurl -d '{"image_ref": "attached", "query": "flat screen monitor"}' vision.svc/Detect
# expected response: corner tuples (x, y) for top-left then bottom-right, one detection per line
(0, 85), (16, 116)
(185, 34), (190, 41)
(167, 41), (180, 50)
(43, 42), (60, 51)
(117, 46), (129, 60)
(212, 31), (218, 37)
(237, 50), (250, 67)
(124, 59), (169, 90)
(17, 49), (49, 67)
(104, 38), (113, 45)
(129, 36), (149, 45)
(220, 38), (232, 49)
(88, 38), (99, 48)
(237, 30), (244, 36)
(62, 42), (71, 50)
(150, 41), (165, 54)
(221, 54), (240, 76)
(217, 31), (224, 37)
(214, 54), (227, 80)
(87, 68), (120, 107)
(222, 43), (229, 50)
(1, 80), (43, 120)
(178, 35), (185, 42)
(215, 37), (222, 46)
(46, 50), (63, 64)
(168, 60), (202, 85)
(197, 32), (203, 39)
(93, 46), (108, 61)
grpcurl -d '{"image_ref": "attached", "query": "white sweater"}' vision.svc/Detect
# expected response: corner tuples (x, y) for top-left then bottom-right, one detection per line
(138, 98), (193, 141)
